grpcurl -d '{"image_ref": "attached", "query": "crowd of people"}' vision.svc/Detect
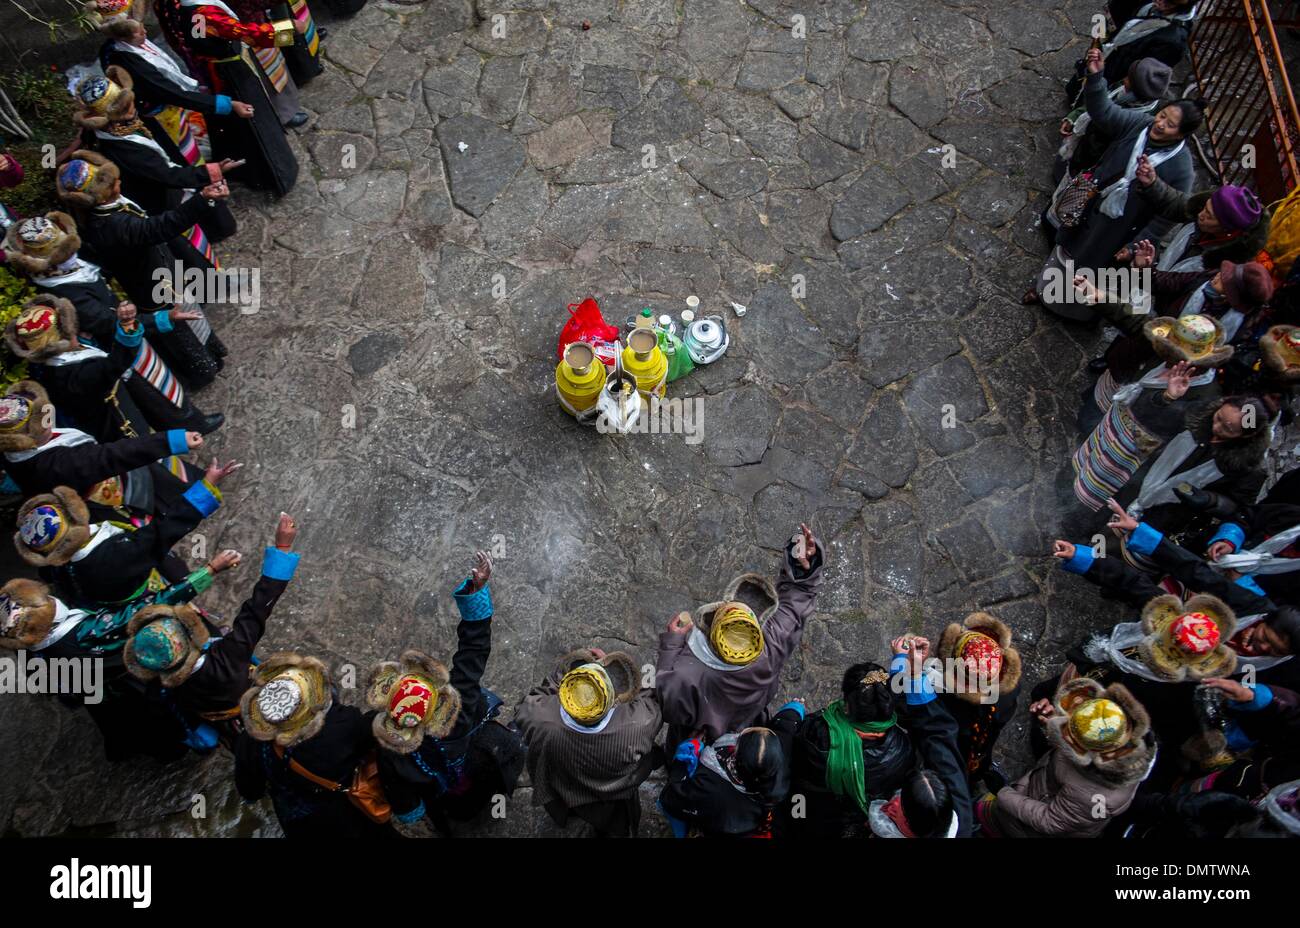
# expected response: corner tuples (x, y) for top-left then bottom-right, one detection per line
(0, 0), (1299, 839)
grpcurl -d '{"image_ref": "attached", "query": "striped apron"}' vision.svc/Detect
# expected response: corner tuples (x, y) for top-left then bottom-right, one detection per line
(1072, 401), (1163, 511)
(132, 339), (186, 410)
(1093, 368), (1118, 417)
(290, 0), (320, 56)
(254, 46), (290, 94)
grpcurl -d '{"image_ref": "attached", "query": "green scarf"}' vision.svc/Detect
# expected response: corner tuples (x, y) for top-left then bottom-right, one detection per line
(822, 700), (896, 816)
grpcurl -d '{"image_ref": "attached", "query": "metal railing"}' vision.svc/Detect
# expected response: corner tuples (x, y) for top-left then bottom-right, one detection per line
(1188, 0), (1300, 201)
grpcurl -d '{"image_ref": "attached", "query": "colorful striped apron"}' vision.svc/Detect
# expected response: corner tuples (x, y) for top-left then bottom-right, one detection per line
(1093, 368), (1118, 416)
(1072, 401), (1161, 511)
(290, 0), (320, 56)
(132, 339), (187, 410)
(254, 46), (290, 94)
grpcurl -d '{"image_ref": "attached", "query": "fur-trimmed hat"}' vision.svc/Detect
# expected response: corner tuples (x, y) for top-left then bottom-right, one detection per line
(1259, 325), (1300, 383)
(936, 612), (1023, 704)
(2, 212), (81, 275)
(4, 295), (79, 361)
(0, 578), (59, 650)
(363, 649), (461, 754)
(72, 66), (136, 131)
(1137, 593), (1238, 681)
(56, 150), (120, 209)
(122, 603), (210, 686)
(14, 487), (90, 567)
(1144, 314), (1234, 366)
(1046, 677), (1154, 785)
(83, 0), (140, 33)
(0, 380), (54, 453)
(240, 653), (333, 747)
(554, 648), (639, 725)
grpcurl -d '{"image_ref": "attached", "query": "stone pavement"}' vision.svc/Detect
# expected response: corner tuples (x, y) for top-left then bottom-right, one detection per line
(2, 0), (1155, 836)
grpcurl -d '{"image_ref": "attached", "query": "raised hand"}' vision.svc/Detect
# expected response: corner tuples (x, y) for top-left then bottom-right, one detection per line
(1106, 498), (1138, 535)
(1133, 239), (1157, 268)
(204, 457), (243, 486)
(1085, 47), (1104, 75)
(1052, 540), (1077, 559)
(185, 431), (204, 451)
(116, 300), (137, 330)
(209, 549), (242, 573)
(465, 549), (492, 592)
(1135, 154), (1156, 187)
(668, 611), (693, 635)
(1163, 360), (1194, 400)
(275, 512), (297, 551)
(792, 522), (817, 569)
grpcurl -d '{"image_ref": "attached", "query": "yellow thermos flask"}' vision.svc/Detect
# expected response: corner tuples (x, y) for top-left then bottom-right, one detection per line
(621, 328), (668, 400)
(555, 341), (607, 419)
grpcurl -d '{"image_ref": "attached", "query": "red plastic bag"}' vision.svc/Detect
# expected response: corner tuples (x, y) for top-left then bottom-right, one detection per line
(557, 297), (621, 367)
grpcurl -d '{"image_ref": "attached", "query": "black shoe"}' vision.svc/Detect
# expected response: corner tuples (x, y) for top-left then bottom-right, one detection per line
(1087, 356), (1109, 373)
(286, 111), (310, 129)
(317, 26), (329, 38)
(193, 413), (225, 435)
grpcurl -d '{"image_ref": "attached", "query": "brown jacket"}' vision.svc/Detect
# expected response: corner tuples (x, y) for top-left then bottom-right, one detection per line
(655, 537), (823, 742)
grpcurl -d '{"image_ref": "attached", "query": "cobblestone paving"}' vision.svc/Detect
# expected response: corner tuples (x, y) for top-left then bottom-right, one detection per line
(2, 0), (1148, 836)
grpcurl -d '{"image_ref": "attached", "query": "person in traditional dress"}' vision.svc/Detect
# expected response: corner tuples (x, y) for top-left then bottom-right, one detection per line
(1055, 57), (1171, 184)
(368, 551), (526, 837)
(659, 702), (803, 838)
(153, 0), (302, 196)
(1069, 319), (1267, 519)
(5, 211), (217, 394)
(229, 0), (323, 88)
(934, 613), (1022, 791)
(3, 295), (222, 440)
(656, 523), (822, 746)
(975, 677), (1156, 838)
(0, 379), (205, 525)
(0, 548), (242, 760)
(72, 66), (239, 251)
(14, 460), (234, 608)
(1130, 169), (1270, 273)
(514, 648), (663, 837)
(787, 661), (913, 838)
(123, 512), (298, 747)
(56, 151), (228, 388)
(1033, 47), (1199, 318)
(0, 152), (24, 251)
(235, 651), (391, 838)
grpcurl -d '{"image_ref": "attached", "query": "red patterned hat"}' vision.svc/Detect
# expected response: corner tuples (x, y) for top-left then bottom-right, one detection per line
(1171, 612), (1220, 655)
(388, 675), (434, 728)
(956, 630), (1003, 678)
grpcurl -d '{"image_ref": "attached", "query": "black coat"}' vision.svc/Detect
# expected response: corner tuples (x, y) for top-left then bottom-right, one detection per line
(898, 696), (973, 837)
(4, 429), (173, 502)
(28, 338), (144, 443)
(659, 707), (800, 838)
(786, 711), (913, 838)
(941, 689), (1018, 785)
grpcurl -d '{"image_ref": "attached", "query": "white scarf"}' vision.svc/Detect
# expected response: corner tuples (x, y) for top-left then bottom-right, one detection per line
(686, 626), (747, 672)
(1099, 128), (1186, 219)
(698, 734), (753, 794)
(1157, 222), (1200, 271)
(70, 522), (127, 562)
(4, 427), (96, 463)
(867, 794), (959, 838)
(1215, 523), (1300, 575)
(1112, 362), (1216, 408)
(31, 598), (91, 652)
(1105, 2), (1198, 54)
(1126, 428), (1222, 518)
(43, 343), (110, 367)
(33, 257), (104, 288)
(95, 127), (182, 171)
(1086, 613), (1290, 679)
(114, 38), (200, 92)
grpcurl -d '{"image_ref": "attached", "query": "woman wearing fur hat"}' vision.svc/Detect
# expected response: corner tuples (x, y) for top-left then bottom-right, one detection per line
(0, 548), (242, 759)
(5, 295), (222, 441)
(125, 512), (298, 747)
(235, 649), (389, 838)
(56, 151), (229, 389)
(4, 212), (218, 396)
(976, 677), (1156, 838)
(16, 455), (236, 607)
(152, 0), (302, 197)
(660, 703), (803, 838)
(787, 661), (914, 838)
(72, 66), (239, 245)
(369, 551), (525, 837)
(0, 379), (207, 526)
(935, 613), (1022, 789)
(656, 523), (823, 745)
(514, 647), (663, 837)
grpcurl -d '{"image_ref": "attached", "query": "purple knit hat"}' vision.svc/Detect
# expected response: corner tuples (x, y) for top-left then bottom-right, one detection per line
(1210, 186), (1263, 232)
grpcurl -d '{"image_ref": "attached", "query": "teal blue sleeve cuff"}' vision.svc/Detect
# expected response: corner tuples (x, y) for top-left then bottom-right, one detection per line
(1231, 684), (1274, 713)
(115, 323), (143, 348)
(890, 653), (935, 705)
(1127, 522), (1163, 556)
(182, 480), (221, 517)
(1208, 523), (1246, 552)
(1061, 545), (1095, 574)
(153, 309), (174, 334)
(262, 547), (300, 581)
(214, 95), (233, 116)
(1236, 574), (1267, 597)
(453, 579), (493, 621)
(167, 429), (189, 455)
(777, 700), (806, 720)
